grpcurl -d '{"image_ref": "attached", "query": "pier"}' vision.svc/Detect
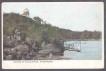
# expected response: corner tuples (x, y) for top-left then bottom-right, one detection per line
(64, 41), (81, 52)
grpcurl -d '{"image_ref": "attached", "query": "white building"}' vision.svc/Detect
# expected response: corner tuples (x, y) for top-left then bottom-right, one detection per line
(21, 8), (29, 17)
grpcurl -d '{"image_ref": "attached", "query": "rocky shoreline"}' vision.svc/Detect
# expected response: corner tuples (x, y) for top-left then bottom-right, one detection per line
(3, 29), (70, 60)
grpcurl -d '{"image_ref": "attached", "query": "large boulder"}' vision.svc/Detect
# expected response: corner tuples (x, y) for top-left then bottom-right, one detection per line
(6, 55), (13, 60)
(14, 41), (24, 47)
(39, 44), (62, 54)
(14, 44), (29, 52)
(17, 52), (22, 55)
(8, 48), (17, 55)
(38, 49), (52, 54)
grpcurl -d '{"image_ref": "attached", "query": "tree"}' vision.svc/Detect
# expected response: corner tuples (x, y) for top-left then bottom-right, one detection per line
(41, 31), (49, 43)
(33, 17), (42, 24)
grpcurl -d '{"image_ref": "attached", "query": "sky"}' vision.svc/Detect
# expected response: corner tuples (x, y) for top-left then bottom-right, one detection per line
(2, 2), (103, 31)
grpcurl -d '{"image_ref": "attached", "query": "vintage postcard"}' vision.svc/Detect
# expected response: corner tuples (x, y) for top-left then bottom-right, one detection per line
(2, 2), (104, 69)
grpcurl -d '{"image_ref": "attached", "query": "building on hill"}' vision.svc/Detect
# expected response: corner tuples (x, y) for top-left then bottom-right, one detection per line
(21, 8), (29, 17)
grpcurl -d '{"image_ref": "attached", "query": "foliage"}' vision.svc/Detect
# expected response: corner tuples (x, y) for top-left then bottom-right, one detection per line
(3, 13), (102, 46)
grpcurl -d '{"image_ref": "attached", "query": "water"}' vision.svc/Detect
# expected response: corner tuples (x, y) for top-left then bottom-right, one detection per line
(64, 41), (102, 60)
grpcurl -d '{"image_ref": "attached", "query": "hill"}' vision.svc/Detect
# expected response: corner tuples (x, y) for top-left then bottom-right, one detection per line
(3, 13), (101, 45)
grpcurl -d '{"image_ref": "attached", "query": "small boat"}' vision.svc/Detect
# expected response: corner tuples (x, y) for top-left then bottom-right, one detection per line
(65, 46), (81, 52)
(77, 45), (81, 52)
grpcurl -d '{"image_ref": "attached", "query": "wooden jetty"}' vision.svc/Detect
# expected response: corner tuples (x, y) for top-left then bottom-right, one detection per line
(64, 41), (81, 52)
(65, 47), (81, 52)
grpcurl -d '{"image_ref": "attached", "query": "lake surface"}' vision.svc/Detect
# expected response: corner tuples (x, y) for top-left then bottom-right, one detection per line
(64, 41), (102, 60)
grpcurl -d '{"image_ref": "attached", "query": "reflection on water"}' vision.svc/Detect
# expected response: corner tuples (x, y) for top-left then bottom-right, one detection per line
(64, 41), (102, 60)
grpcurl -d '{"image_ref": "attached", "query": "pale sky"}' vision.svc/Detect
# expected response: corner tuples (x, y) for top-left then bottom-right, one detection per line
(2, 2), (103, 31)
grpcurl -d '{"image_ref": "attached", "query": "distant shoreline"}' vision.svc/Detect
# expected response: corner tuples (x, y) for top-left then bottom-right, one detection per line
(64, 39), (101, 42)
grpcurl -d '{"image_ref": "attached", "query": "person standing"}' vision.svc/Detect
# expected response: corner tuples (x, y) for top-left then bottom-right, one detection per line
(49, 53), (52, 59)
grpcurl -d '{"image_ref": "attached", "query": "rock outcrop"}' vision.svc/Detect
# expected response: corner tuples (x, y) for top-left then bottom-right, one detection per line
(3, 29), (65, 60)
(14, 45), (29, 52)
(39, 44), (61, 54)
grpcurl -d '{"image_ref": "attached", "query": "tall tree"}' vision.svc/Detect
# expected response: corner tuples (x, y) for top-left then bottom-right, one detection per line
(33, 17), (42, 24)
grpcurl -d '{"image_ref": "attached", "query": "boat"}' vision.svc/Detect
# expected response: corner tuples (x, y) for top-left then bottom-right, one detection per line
(65, 46), (81, 52)
(76, 46), (81, 52)
(65, 41), (81, 52)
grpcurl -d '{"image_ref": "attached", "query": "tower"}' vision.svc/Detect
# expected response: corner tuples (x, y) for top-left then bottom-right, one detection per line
(21, 8), (29, 17)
